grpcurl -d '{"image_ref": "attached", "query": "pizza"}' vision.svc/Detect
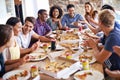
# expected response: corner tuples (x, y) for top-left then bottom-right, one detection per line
(74, 70), (104, 80)
(79, 54), (96, 64)
(6, 70), (28, 80)
(45, 62), (71, 73)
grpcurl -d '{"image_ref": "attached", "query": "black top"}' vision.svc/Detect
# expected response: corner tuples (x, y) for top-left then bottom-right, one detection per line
(0, 53), (5, 77)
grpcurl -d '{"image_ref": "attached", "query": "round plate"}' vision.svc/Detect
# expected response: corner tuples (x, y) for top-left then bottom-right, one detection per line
(74, 70), (104, 80)
(29, 53), (47, 61)
(3, 70), (30, 80)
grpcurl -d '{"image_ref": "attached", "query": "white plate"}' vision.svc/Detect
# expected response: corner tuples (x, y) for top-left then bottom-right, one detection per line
(3, 70), (30, 80)
(29, 53), (47, 61)
(74, 70), (104, 80)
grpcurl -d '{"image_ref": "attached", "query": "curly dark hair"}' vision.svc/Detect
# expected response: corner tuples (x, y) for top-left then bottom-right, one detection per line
(49, 5), (63, 18)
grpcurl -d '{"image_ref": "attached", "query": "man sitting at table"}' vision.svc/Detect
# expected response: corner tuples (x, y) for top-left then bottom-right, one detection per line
(18, 17), (51, 49)
(61, 4), (87, 29)
(6, 17), (40, 56)
(34, 9), (52, 36)
(83, 9), (120, 79)
(105, 46), (120, 79)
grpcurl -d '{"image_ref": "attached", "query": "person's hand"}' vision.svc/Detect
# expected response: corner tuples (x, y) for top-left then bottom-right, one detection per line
(65, 26), (70, 30)
(19, 54), (30, 64)
(23, 55), (30, 62)
(79, 20), (88, 24)
(30, 41), (40, 52)
(73, 22), (79, 27)
(84, 37), (98, 49)
(113, 46), (120, 56)
(84, 32), (100, 39)
(105, 68), (120, 78)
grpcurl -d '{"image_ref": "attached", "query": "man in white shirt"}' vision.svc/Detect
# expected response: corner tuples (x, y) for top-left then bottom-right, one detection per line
(18, 17), (51, 49)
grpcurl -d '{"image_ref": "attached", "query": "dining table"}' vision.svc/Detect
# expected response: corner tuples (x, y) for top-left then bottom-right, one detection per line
(5, 28), (105, 80)
(17, 47), (104, 80)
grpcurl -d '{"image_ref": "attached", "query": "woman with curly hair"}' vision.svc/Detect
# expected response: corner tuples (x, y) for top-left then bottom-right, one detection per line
(47, 5), (66, 31)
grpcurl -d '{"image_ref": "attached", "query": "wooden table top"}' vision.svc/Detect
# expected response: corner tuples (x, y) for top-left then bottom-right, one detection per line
(40, 62), (103, 80)
(17, 30), (104, 80)
(17, 56), (104, 80)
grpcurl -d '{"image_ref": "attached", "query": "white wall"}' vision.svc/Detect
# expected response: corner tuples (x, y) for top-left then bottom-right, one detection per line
(0, 0), (15, 24)
(22, 0), (50, 19)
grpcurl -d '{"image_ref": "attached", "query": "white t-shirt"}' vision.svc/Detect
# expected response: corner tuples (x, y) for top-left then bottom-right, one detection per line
(18, 30), (35, 48)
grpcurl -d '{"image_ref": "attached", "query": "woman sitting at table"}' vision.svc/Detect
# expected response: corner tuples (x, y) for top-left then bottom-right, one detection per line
(6, 17), (41, 57)
(47, 5), (67, 31)
(0, 24), (28, 77)
(82, 4), (120, 36)
(84, 2), (98, 28)
(84, 2), (104, 37)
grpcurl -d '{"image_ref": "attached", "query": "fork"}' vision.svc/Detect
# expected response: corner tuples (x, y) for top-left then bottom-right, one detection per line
(104, 60), (112, 69)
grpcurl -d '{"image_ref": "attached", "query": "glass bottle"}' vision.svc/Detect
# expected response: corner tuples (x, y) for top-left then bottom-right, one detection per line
(51, 39), (56, 51)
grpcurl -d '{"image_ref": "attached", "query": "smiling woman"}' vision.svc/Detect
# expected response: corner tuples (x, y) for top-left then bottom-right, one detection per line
(0, 24), (13, 77)
(47, 5), (65, 31)
(6, 17), (22, 36)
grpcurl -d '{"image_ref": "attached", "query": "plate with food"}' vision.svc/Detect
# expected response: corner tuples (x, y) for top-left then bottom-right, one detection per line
(29, 53), (47, 61)
(45, 61), (72, 73)
(74, 70), (104, 80)
(59, 40), (80, 49)
(60, 49), (77, 59)
(3, 70), (30, 80)
(79, 54), (96, 64)
(60, 32), (79, 40)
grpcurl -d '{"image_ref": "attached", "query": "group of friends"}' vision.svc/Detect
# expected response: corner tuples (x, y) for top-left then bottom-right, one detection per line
(0, 2), (120, 80)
